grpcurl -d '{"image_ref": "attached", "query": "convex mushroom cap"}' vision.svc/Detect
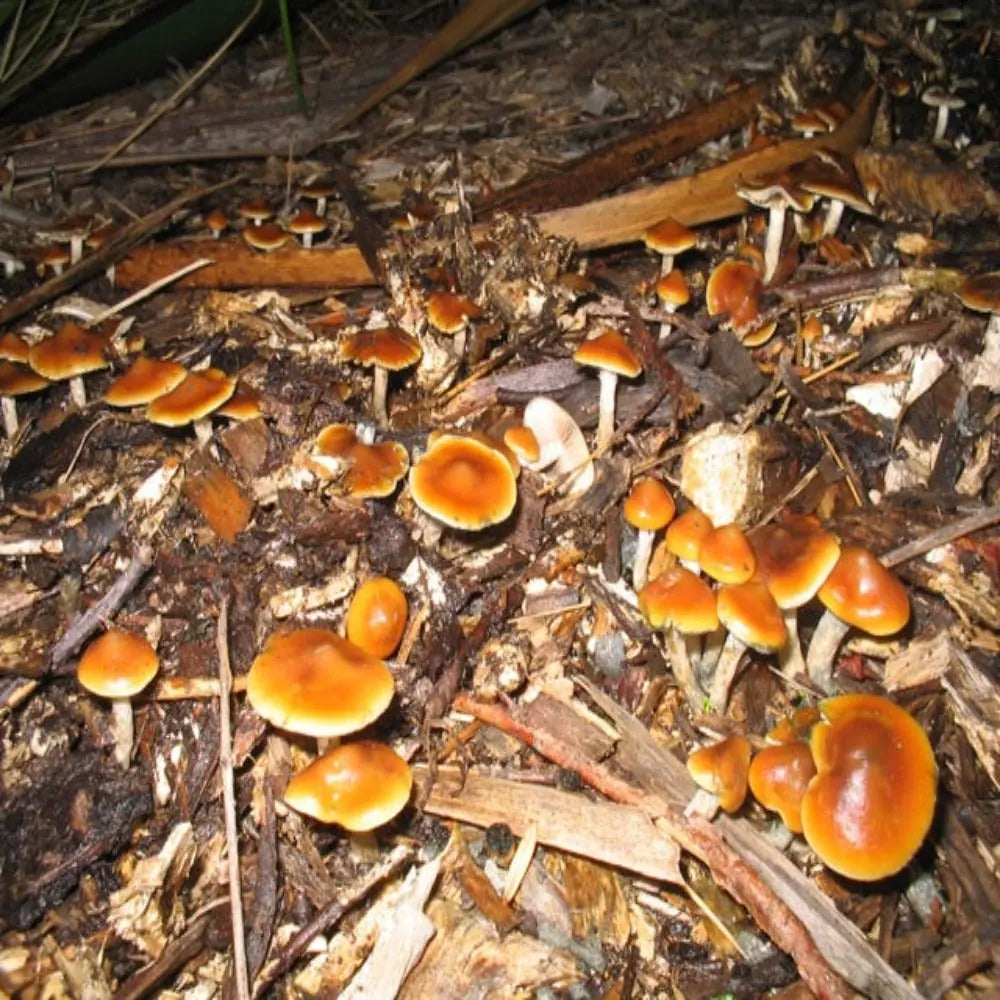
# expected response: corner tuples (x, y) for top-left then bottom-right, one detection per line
(104, 355), (187, 407)
(624, 478), (676, 590)
(573, 329), (642, 450)
(748, 740), (816, 834)
(247, 628), (394, 738)
(340, 326), (421, 427)
(314, 423), (409, 498)
(284, 740), (412, 831)
(346, 577), (408, 659)
(800, 693), (937, 881)
(78, 628), (159, 698)
(28, 322), (108, 382)
(410, 433), (517, 530)
(687, 735), (752, 813)
(147, 368), (235, 426)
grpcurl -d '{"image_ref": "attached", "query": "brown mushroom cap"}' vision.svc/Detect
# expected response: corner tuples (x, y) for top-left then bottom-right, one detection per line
(957, 272), (1000, 315)
(77, 629), (159, 698)
(748, 741), (817, 834)
(346, 577), (409, 659)
(699, 523), (757, 585)
(817, 546), (910, 636)
(705, 259), (763, 329)
(0, 360), (49, 396)
(28, 323), (108, 381)
(104, 355), (187, 407)
(716, 581), (787, 652)
(410, 433), (517, 530)
(216, 382), (263, 421)
(426, 291), (482, 333)
(287, 207), (327, 238)
(572, 329), (642, 379)
(341, 326), (422, 372)
(665, 507), (713, 563)
(284, 740), (412, 831)
(242, 222), (288, 252)
(502, 424), (540, 464)
(766, 705), (821, 744)
(247, 628), (394, 738)
(800, 693), (937, 881)
(624, 478), (676, 532)
(204, 208), (228, 235)
(643, 217), (697, 256)
(237, 197), (273, 224)
(638, 565), (719, 634)
(147, 368), (236, 426)
(687, 735), (752, 813)
(749, 516), (841, 609)
(655, 269), (691, 308)
(314, 423), (410, 498)
(0, 332), (30, 364)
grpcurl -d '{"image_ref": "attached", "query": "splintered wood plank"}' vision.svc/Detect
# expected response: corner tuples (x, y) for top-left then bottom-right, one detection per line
(182, 450), (253, 544)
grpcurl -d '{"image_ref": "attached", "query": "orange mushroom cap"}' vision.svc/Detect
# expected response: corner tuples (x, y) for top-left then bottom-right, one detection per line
(572, 329), (642, 379)
(77, 629), (159, 698)
(638, 565), (719, 634)
(749, 516), (841, 609)
(28, 323), (108, 381)
(0, 332), (30, 364)
(699, 523), (756, 585)
(817, 546), (910, 636)
(104, 355), (187, 407)
(716, 581), (788, 653)
(665, 507), (713, 563)
(340, 326), (422, 372)
(705, 259), (762, 329)
(0, 360), (49, 396)
(800, 693), (937, 881)
(409, 433), (517, 530)
(147, 368), (235, 426)
(426, 291), (482, 333)
(643, 217), (696, 256)
(687, 735), (752, 813)
(748, 741), (817, 834)
(502, 424), (540, 464)
(624, 478), (676, 532)
(766, 705), (821, 744)
(284, 740), (412, 831)
(314, 424), (409, 498)
(655, 269), (691, 308)
(346, 577), (409, 659)
(247, 628), (394, 738)
(242, 222), (288, 251)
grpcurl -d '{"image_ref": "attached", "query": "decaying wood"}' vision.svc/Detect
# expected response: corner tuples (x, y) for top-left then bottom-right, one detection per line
(415, 765), (682, 884)
(478, 77), (772, 214)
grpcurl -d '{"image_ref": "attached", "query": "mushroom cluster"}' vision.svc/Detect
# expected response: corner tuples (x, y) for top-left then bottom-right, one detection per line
(687, 694), (937, 883)
(636, 501), (911, 709)
(247, 576), (412, 832)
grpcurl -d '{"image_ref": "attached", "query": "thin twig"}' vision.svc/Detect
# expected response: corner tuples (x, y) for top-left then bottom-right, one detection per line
(90, 258), (213, 325)
(217, 596), (250, 1000)
(881, 504), (1000, 569)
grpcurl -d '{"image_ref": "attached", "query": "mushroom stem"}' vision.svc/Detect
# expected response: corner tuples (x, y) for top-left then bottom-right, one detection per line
(778, 609), (806, 679)
(452, 328), (467, 361)
(302, 232), (314, 249)
(632, 529), (655, 592)
(70, 235), (84, 265)
(194, 418), (213, 449)
(698, 624), (726, 682)
(109, 698), (135, 768)
(664, 627), (705, 711)
(658, 304), (676, 343)
(707, 633), (747, 712)
(371, 366), (389, 428)
(821, 198), (845, 237)
(804, 610), (850, 692)
(659, 253), (674, 276)
(2, 397), (17, 437)
(762, 205), (786, 284)
(69, 376), (87, 409)
(932, 106), (949, 143)
(315, 196), (328, 217)
(595, 368), (619, 450)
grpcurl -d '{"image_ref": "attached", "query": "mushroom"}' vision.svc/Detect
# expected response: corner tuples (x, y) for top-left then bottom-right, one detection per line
(242, 222), (288, 252)
(346, 577), (409, 659)
(287, 207), (327, 248)
(215, 382), (264, 421)
(147, 367), (236, 447)
(299, 177), (337, 217)
(638, 565), (718, 708)
(686, 735), (752, 814)
(642, 216), (696, 275)
(237, 197), (273, 227)
(709, 581), (788, 712)
(0, 361), (48, 437)
(204, 209), (228, 239)
(409, 433), (518, 531)
(664, 506), (713, 574)
(705, 259), (763, 333)
(748, 515), (841, 679)
(654, 268), (690, 341)
(37, 245), (70, 277)
(521, 396), (594, 497)
(104, 355), (187, 408)
(800, 693), (937, 881)
(957, 271), (1000, 339)
(284, 740), (412, 832)
(623, 477), (676, 591)
(247, 628), (395, 741)
(340, 326), (422, 427)
(502, 424), (540, 465)
(313, 423), (409, 498)
(797, 155), (873, 238)
(698, 523), (756, 585)
(735, 174), (815, 283)
(77, 629), (160, 768)
(572, 329), (643, 450)
(748, 740), (816, 834)
(921, 86), (965, 143)
(804, 545), (910, 692)
(426, 290), (482, 360)
(28, 322), (109, 408)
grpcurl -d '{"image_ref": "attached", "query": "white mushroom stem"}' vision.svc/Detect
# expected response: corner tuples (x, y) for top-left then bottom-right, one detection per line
(194, 418), (213, 449)
(707, 633), (747, 712)
(664, 627), (704, 711)
(69, 376), (87, 408)
(2, 397), (18, 437)
(658, 304), (677, 343)
(371, 366), (389, 428)
(452, 328), (467, 360)
(595, 369), (619, 450)
(315, 197), (327, 217)
(778, 609), (806, 679)
(821, 198), (845, 237)
(762, 206), (787, 284)
(659, 253), (674, 275)
(932, 106), (950, 143)
(70, 235), (84, 265)
(632, 529), (655, 592)
(804, 610), (850, 692)
(301, 233), (315, 249)
(109, 699), (135, 768)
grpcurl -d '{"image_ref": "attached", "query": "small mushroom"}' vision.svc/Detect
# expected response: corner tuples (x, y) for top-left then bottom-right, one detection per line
(521, 396), (594, 497)
(0, 361), (48, 436)
(698, 523), (756, 585)
(204, 209), (228, 239)
(623, 478), (676, 591)
(77, 629), (160, 768)
(957, 271), (1000, 339)
(664, 506), (713, 574)
(643, 216), (696, 275)
(921, 86), (965, 143)
(572, 329), (643, 450)
(686, 735), (752, 814)
(346, 577), (409, 659)
(28, 322), (108, 408)
(502, 424), (540, 465)
(313, 423), (409, 498)
(299, 177), (337, 217)
(748, 740), (816, 833)
(735, 174), (815, 283)
(237, 197), (273, 227)
(654, 268), (690, 341)
(287, 207), (327, 248)
(146, 367), (236, 447)
(705, 259), (763, 332)
(104, 355), (187, 407)
(242, 222), (288, 252)
(426, 290), (482, 360)
(340, 326), (421, 427)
